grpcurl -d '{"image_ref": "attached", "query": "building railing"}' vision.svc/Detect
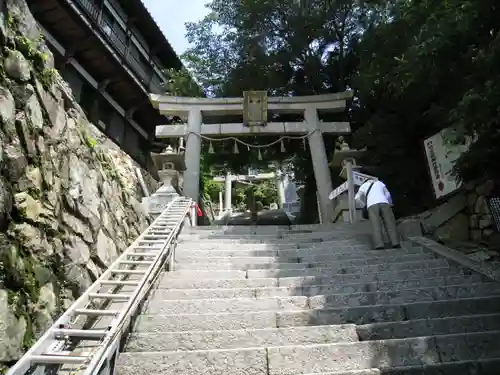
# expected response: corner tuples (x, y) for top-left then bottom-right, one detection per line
(76, 0), (100, 20)
(73, 0), (166, 93)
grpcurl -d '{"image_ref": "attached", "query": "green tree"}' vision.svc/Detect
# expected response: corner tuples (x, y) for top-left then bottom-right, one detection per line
(181, 0), (382, 218)
(352, 0), (500, 215)
(163, 67), (204, 97)
(181, 0), (500, 220)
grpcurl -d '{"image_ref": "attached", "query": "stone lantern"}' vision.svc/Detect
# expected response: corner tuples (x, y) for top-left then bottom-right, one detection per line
(331, 141), (366, 223)
(143, 145), (186, 218)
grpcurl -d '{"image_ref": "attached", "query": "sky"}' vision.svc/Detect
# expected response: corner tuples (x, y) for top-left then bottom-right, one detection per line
(142, 0), (210, 55)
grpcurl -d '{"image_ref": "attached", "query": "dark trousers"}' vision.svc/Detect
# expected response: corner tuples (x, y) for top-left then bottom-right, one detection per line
(367, 203), (400, 248)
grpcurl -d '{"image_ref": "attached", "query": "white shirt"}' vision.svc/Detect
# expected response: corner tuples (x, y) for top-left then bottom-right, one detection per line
(355, 180), (392, 208)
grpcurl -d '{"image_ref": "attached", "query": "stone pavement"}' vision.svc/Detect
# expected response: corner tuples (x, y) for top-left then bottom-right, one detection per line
(116, 222), (500, 374)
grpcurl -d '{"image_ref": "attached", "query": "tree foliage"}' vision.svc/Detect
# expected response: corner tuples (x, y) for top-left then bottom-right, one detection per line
(352, 0), (500, 215)
(177, 0), (500, 217)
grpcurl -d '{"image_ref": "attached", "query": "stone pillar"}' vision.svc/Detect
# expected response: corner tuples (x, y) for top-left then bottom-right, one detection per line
(219, 190), (223, 214)
(224, 171), (232, 211)
(332, 142), (366, 224)
(275, 171), (286, 208)
(183, 109), (202, 202)
(345, 158), (356, 223)
(316, 191), (322, 224)
(305, 108), (333, 223)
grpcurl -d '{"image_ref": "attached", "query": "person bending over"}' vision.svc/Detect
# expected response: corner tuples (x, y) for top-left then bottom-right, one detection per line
(355, 178), (401, 250)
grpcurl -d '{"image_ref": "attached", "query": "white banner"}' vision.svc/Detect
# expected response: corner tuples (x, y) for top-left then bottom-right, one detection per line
(329, 181), (348, 200)
(423, 128), (472, 198)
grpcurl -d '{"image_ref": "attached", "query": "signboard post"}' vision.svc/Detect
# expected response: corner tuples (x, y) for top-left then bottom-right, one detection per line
(352, 171), (377, 186)
(329, 181), (348, 200)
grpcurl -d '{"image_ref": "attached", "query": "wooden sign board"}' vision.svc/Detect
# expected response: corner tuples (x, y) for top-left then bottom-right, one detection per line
(243, 90), (268, 127)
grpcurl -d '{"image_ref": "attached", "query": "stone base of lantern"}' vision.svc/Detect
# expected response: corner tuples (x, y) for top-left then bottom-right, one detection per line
(143, 169), (182, 218)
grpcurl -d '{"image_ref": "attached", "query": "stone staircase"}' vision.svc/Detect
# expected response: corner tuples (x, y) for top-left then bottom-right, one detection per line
(116, 223), (500, 375)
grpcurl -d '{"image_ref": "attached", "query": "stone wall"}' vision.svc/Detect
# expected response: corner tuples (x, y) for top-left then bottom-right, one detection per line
(0, 0), (151, 370)
(464, 180), (497, 243)
(399, 179), (498, 247)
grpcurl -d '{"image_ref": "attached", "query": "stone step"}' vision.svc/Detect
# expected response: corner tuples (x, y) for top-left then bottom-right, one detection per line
(165, 259), (451, 280)
(183, 223), (369, 233)
(357, 313), (500, 340)
(180, 225), (366, 234)
(154, 276), (489, 300)
(117, 357), (500, 375)
(159, 266), (475, 289)
(177, 233), (366, 242)
(142, 295), (308, 315)
(180, 236), (373, 243)
(174, 253), (438, 271)
(116, 347), (267, 375)
(125, 325), (358, 352)
(143, 282), (500, 315)
(266, 330), (500, 374)
(300, 371), (381, 375)
(116, 331), (500, 375)
(174, 246), (426, 260)
(247, 259), (450, 279)
(133, 295), (500, 332)
(182, 233), (372, 239)
(278, 295), (500, 327)
(126, 313), (500, 353)
(176, 239), (374, 251)
(296, 358), (500, 374)
(309, 282), (500, 309)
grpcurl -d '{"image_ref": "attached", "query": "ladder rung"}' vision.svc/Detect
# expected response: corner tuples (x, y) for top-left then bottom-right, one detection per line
(100, 280), (140, 286)
(110, 269), (145, 275)
(88, 293), (131, 300)
(73, 309), (120, 316)
(53, 328), (108, 339)
(143, 236), (169, 240)
(127, 252), (157, 257)
(138, 239), (166, 243)
(133, 245), (162, 249)
(119, 260), (154, 265)
(31, 354), (87, 365)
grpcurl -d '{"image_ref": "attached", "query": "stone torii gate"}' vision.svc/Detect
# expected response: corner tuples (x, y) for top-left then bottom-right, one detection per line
(150, 92), (352, 223)
(213, 171), (276, 211)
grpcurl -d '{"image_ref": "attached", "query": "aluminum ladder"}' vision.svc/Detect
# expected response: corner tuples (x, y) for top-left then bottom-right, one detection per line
(7, 196), (192, 375)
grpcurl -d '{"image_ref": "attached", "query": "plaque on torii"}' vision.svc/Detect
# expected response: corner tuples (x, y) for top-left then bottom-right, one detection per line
(243, 90), (268, 127)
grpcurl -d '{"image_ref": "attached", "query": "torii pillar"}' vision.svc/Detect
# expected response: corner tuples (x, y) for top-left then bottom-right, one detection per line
(275, 169), (286, 208)
(184, 109), (202, 202)
(224, 171), (232, 211)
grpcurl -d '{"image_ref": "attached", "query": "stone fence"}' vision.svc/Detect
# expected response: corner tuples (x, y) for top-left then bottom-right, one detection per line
(398, 179), (499, 246)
